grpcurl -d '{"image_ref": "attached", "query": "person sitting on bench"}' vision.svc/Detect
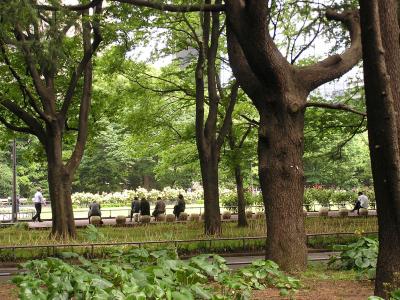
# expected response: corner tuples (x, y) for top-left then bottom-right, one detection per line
(152, 197), (166, 218)
(88, 201), (103, 224)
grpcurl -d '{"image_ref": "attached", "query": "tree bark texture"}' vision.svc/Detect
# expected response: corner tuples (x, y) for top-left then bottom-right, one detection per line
(234, 165), (247, 227)
(258, 105), (307, 270)
(226, 1), (362, 270)
(46, 125), (76, 238)
(359, 0), (400, 296)
(228, 127), (252, 227)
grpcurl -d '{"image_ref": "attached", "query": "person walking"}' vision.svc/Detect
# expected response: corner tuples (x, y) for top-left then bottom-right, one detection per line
(140, 197), (150, 216)
(152, 197), (166, 218)
(32, 188), (45, 222)
(130, 196), (140, 221)
(351, 191), (369, 215)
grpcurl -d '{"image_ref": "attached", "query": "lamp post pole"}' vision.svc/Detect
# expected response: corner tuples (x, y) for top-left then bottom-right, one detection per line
(11, 139), (17, 222)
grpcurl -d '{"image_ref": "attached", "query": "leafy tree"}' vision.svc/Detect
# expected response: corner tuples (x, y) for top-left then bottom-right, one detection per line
(225, 1), (362, 270)
(0, 0), (103, 238)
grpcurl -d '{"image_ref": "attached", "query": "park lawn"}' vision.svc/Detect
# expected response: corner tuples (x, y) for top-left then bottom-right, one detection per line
(0, 217), (377, 247)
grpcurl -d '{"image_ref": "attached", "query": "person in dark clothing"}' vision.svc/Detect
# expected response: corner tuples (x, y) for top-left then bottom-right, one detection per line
(88, 201), (103, 224)
(140, 197), (150, 216)
(130, 197), (140, 221)
(152, 197), (166, 218)
(173, 194), (186, 219)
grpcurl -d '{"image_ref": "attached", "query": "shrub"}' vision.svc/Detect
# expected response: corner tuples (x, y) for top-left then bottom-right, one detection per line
(178, 212), (188, 221)
(329, 237), (378, 279)
(331, 190), (353, 207)
(222, 211), (231, 220)
(220, 191), (263, 212)
(115, 215), (126, 225)
(166, 214), (176, 222)
(83, 224), (104, 241)
(140, 215), (151, 223)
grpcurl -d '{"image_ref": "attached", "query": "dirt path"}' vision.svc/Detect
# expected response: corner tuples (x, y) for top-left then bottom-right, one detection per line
(0, 283), (17, 300)
(252, 279), (374, 299)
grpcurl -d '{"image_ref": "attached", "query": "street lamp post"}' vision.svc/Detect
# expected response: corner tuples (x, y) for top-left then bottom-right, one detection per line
(11, 139), (17, 222)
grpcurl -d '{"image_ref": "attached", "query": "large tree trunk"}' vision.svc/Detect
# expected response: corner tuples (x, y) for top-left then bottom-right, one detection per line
(46, 124), (76, 239)
(234, 165), (247, 227)
(199, 146), (221, 235)
(258, 103), (307, 271)
(359, 0), (400, 296)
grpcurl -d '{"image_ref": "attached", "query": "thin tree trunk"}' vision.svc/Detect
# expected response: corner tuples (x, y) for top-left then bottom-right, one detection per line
(234, 165), (247, 227)
(199, 147), (221, 235)
(258, 105), (307, 271)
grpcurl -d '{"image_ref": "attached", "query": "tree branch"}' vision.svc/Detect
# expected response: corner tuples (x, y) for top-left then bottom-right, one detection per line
(61, 2), (103, 118)
(298, 9), (362, 91)
(37, 0), (224, 12)
(0, 42), (50, 122)
(217, 81), (239, 150)
(0, 115), (35, 135)
(66, 4), (102, 174)
(240, 114), (260, 126)
(306, 102), (366, 116)
(0, 98), (46, 142)
(114, 0), (224, 12)
(14, 26), (54, 115)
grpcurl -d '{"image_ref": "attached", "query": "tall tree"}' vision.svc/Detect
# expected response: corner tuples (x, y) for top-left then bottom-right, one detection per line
(185, 1), (239, 234)
(359, 0), (400, 296)
(225, 2), (362, 270)
(0, 0), (103, 238)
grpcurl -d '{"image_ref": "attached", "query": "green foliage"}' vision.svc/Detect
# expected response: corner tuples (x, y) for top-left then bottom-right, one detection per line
(328, 237), (378, 279)
(303, 187), (373, 210)
(220, 192), (262, 212)
(12, 248), (300, 299)
(83, 225), (105, 242)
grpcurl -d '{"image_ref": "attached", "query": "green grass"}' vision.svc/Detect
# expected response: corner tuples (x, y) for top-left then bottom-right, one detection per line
(301, 261), (361, 281)
(0, 217), (378, 261)
(0, 217), (377, 246)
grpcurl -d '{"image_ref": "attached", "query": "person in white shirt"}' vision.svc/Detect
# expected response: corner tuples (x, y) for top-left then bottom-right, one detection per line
(351, 191), (368, 215)
(32, 187), (45, 222)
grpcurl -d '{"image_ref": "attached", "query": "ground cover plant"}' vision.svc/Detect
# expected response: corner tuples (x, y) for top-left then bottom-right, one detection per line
(12, 248), (300, 299)
(328, 237), (378, 279)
